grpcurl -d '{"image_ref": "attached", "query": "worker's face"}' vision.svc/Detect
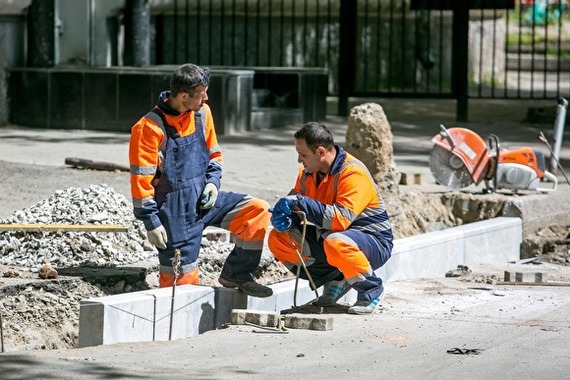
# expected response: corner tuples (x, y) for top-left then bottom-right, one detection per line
(181, 85), (208, 112)
(295, 138), (324, 174)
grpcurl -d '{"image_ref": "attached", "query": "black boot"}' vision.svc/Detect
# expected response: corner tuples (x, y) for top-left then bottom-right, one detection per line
(218, 277), (273, 298)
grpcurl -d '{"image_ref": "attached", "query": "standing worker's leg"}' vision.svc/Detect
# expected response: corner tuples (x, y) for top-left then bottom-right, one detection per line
(157, 223), (205, 288)
(159, 267), (199, 288)
(214, 195), (274, 297)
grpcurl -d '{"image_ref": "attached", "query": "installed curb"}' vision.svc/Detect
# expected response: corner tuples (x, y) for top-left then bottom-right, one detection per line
(79, 217), (521, 348)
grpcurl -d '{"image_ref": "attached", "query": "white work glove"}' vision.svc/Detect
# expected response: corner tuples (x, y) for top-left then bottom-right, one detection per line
(147, 225), (168, 250)
(200, 183), (218, 209)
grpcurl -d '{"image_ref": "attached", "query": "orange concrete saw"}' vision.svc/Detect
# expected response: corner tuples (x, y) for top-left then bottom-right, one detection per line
(429, 125), (557, 193)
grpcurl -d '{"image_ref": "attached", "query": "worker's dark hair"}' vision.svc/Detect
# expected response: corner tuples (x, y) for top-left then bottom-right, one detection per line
(170, 63), (210, 96)
(294, 122), (334, 152)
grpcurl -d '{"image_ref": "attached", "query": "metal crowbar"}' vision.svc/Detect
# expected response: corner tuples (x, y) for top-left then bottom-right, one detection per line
(169, 249), (181, 341)
(286, 211), (319, 308)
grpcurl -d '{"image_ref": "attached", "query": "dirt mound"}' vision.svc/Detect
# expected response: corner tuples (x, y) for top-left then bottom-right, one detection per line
(522, 224), (570, 265)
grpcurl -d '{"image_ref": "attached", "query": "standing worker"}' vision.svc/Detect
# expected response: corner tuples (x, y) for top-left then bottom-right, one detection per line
(129, 63), (272, 297)
(268, 122), (393, 313)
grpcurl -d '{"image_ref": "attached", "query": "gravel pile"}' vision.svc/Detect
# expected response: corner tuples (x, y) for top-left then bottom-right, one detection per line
(0, 184), (289, 285)
(0, 184), (154, 271)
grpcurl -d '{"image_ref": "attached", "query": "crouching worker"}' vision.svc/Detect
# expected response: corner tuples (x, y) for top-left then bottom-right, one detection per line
(267, 122), (393, 313)
(129, 63), (272, 297)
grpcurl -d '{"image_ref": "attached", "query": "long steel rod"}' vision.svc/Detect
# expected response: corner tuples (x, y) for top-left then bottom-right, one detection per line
(169, 249), (181, 341)
(1, 309), (4, 353)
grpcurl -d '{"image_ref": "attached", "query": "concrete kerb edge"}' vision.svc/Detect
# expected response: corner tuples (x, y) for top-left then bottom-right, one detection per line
(79, 216), (522, 347)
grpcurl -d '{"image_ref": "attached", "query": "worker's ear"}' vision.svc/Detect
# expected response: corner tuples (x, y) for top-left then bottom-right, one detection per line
(317, 146), (326, 157)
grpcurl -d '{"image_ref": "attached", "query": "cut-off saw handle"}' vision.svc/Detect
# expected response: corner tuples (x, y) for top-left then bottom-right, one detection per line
(537, 171), (558, 193)
(439, 124), (456, 148)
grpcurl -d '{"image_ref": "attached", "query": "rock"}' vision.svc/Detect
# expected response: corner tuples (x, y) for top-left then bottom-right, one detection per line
(38, 265), (58, 279)
(2, 269), (20, 278)
(346, 103), (398, 193)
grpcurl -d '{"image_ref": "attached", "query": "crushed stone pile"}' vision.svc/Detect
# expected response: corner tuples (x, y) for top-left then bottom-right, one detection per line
(0, 184), (289, 285)
(0, 184), (154, 271)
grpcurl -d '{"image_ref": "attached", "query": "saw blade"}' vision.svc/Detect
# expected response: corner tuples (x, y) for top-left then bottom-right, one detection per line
(429, 145), (474, 189)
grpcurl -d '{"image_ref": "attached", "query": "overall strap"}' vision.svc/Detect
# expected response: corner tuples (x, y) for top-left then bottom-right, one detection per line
(194, 108), (204, 134)
(147, 107), (205, 140)
(148, 108), (180, 139)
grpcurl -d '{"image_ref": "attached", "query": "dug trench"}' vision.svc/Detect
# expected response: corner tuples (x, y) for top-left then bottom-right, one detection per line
(0, 160), (569, 353)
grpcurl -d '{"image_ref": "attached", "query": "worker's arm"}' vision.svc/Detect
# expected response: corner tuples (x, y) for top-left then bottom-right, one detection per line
(202, 104), (223, 189)
(129, 116), (164, 231)
(295, 165), (377, 232)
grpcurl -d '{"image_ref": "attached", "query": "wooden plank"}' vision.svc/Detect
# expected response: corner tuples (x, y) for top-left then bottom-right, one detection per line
(65, 157), (130, 172)
(0, 224), (130, 232)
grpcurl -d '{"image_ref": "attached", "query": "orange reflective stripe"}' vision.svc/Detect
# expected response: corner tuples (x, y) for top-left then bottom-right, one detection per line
(323, 236), (371, 279)
(159, 268), (199, 288)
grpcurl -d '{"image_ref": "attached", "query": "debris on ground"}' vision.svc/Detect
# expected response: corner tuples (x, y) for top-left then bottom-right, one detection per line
(521, 224), (570, 265)
(445, 265), (500, 284)
(447, 347), (484, 355)
(445, 265), (472, 278)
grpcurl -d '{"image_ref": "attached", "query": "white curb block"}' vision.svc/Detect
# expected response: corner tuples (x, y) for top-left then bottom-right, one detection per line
(79, 217), (521, 347)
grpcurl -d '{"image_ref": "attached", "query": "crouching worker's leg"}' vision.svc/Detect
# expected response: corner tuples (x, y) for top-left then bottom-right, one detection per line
(218, 196), (273, 298)
(323, 231), (392, 314)
(268, 225), (344, 291)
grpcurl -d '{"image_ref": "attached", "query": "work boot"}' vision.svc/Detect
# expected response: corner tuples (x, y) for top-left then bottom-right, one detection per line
(312, 279), (350, 306)
(218, 277), (273, 298)
(347, 290), (384, 315)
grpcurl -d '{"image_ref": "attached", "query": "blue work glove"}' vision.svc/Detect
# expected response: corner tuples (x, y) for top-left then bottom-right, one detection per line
(273, 196), (299, 216)
(270, 211), (292, 232)
(200, 183), (218, 209)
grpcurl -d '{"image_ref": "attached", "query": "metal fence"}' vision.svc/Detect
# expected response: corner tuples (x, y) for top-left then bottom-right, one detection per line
(153, 0), (341, 93)
(146, 0), (569, 101)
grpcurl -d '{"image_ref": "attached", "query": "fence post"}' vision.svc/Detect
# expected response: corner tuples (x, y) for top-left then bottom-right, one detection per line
(452, 2), (469, 122)
(337, 0), (357, 117)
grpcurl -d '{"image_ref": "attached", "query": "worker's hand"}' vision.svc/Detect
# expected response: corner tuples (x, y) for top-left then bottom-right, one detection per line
(147, 225), (168, 250)
(200, 183), (218, 209)
(270, 211), (292, 232)
(273, 196), (299, 216)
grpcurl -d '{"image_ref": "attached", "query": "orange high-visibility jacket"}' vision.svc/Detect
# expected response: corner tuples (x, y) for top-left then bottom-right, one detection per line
(129, 91), (223, 231)
(291, 146), (392, 242)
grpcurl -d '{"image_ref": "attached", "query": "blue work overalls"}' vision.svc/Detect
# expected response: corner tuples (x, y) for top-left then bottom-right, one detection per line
(152, 108), (260, 282)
